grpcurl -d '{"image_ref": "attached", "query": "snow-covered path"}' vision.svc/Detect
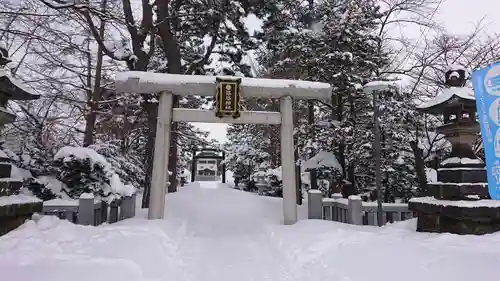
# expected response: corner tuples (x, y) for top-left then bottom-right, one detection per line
(170, 182), (295, 281)
(2, 182), (500, 281)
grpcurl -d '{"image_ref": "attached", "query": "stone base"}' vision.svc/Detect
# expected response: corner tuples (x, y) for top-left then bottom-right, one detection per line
(424, 182), (489, 200)
(437, 167), (486, 183)
(409, 197), (500, 235)
(0, 200), (43, 236)
(414, 212), (500, 235)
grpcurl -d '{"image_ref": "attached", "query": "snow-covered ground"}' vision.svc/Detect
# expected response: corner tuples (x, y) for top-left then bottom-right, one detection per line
(1, 182), (500, 281)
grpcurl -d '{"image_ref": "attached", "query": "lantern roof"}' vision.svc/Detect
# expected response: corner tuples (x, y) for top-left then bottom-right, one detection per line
(0, 69), (40, 101)
(417, 86), (476, 114)
(0, 106), (16, 124)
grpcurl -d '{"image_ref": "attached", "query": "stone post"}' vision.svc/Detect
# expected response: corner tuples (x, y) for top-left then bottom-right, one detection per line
(308, 190), (323, 219)
(77, 193), (95, 226)
(348, 195), (363, 225)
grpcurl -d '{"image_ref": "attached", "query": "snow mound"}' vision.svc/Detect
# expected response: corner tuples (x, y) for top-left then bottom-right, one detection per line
(0, 216), (189, 281)
(2, 183), (500, 281)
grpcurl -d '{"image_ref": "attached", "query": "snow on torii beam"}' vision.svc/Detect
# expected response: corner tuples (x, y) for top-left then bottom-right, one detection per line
(115, 71), (332, 225)
(115, 71), (332, 100)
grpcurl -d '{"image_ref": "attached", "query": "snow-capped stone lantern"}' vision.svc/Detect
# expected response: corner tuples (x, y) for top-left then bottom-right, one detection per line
(409, 65), (500, 235)
(254, 163), (270, 195)
(0, 45), (42, 236)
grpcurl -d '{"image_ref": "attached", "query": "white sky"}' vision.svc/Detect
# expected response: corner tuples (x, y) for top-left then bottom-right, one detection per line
(194, 0), (500, 144)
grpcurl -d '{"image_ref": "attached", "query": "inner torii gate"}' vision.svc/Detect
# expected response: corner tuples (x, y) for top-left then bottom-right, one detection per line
(115, 72), (331, 225)
(191, 148), (226, 183)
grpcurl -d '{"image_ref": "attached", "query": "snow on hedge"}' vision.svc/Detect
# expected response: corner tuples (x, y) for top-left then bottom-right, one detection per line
(54, 146), (136, 202)
(54, 146), (111, 170)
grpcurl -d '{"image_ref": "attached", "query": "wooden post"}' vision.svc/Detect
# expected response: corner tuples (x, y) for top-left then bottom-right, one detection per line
(281, 96), (298, 225)
(372, 90), (383, 226)
(109, 200), (119, 223)
(149, 91), (173, 219)
(131, 193), (136, 218)
(348, 195), (363, 225)
(308, 190), (323, 219)
(77, 193), (95, 226)
(221, 151), (226, 184)
(191, 149), (196, 182)
(100, 201), (108, 223)
(121, 196), (134, 219)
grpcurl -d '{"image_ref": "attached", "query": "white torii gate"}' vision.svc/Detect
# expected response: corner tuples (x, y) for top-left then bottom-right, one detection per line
(115, 72), (332, 225)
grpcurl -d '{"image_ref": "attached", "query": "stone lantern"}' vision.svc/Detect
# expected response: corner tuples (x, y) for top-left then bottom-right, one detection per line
(0, 46), (42, 236)
(254, 163), (270, 195)
(409, 65), (500, 235)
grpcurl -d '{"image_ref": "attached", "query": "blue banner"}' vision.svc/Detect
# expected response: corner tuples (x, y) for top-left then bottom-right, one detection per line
(472, 61), (500, 200)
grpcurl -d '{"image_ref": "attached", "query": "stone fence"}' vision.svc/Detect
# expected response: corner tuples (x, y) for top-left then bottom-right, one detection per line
(42, 193), (136, 226)
(308, 190), (415, 226)
(195, 175), (221, 181)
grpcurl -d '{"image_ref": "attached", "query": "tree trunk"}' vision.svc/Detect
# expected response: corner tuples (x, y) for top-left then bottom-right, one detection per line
(335, 93), (346, 174)
(307, 101), (318, 190)
(410, 140), (428, 192)
(142, 99), (158, 208)
(83, 0), (107, 147)
(167, 96), (180, 193)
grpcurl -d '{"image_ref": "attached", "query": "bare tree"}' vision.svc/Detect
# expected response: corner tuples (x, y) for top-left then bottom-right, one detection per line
(36, 0), (260, 208)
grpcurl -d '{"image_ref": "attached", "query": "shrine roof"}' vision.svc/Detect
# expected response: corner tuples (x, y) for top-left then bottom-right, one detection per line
(417, 87), (475, 113)
(195, 151), (222, 159)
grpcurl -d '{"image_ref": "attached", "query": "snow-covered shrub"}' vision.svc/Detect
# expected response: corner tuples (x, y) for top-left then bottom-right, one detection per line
(53, 146), (135, 203)
(22, 178), (58, 201)
(263, 173), (283, 197)
(314, 166), (343, 196)
(89, 143), (144, 189)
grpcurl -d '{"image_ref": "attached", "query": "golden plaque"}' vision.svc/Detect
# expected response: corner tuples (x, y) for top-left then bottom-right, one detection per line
(215, 77), (241, 118)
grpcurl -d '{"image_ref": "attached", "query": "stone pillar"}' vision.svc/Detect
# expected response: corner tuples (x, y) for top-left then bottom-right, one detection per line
(149, 92), (173, 220)
(280, 96), (297, 225)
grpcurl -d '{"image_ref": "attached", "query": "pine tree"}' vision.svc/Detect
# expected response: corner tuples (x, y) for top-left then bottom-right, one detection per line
(255, 0), (391, 196)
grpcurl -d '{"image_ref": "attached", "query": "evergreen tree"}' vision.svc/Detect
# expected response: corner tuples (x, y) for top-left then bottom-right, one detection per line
(255, 0), (391, 196)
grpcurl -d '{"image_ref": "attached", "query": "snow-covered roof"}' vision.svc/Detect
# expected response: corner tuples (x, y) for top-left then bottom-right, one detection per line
(363, 80), (400, 93)
(0, 69), (40, 100)
(0, 194), (41, 207)
(0, 149), (8, 160)
(115, 71), (332, 100)
(417, 87), (475, 111)
(301, 151), (342, 173)
(0, 105), (16, 124)
(440, 157), (483, 166)
(195, 151), (222, 158)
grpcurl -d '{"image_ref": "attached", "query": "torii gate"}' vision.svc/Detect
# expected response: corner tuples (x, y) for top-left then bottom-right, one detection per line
(115, 72), (331, 225)
(190, 148), (226, 183)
